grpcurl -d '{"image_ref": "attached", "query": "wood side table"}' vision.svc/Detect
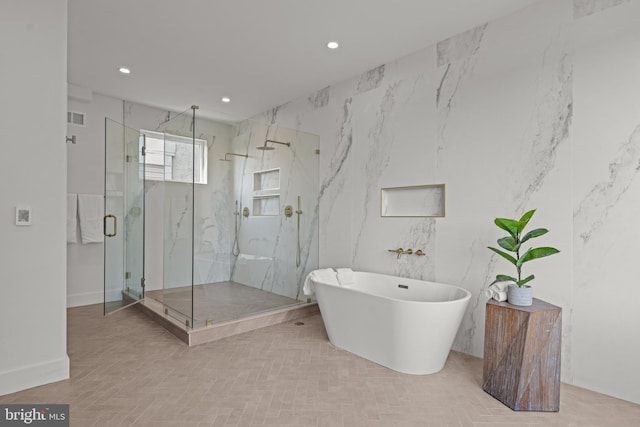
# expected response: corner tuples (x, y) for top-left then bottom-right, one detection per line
(482, 298), (562, 411)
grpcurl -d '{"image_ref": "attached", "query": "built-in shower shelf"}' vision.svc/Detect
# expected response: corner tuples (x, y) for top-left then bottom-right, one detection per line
(253, 168), (280, 192)
(253, 195), (280, 216)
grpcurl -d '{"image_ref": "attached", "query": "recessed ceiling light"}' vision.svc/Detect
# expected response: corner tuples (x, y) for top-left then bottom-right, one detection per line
(327, 41), (339, 49)
(221, 97), (231, 103)
(119, 67), (131, 74)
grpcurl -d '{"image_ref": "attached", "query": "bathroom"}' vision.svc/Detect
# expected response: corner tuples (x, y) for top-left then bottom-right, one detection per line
(2, 0), (640, 412)
(67, 0), (640, 404)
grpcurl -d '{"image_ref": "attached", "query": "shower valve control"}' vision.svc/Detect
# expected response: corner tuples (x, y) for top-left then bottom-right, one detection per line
(242, 207), (250, 217)
(284, 205), (293, 218)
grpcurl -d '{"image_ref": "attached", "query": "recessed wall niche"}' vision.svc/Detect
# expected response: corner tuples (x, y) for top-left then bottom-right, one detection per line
(253, 195), (280, 216)
(253, 168), (280, 192)
(380, 184), (445, 217)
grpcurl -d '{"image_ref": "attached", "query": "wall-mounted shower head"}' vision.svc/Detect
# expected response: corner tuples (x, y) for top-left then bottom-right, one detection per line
(257, 139), (291, 150)
(219, 152), (249, 161)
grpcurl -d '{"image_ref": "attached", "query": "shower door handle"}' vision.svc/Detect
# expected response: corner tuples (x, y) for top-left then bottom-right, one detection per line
(104, 214), (117, 237)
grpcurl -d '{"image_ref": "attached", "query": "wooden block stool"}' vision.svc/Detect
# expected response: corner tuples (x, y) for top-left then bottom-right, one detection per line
(482, 298), (562, 411)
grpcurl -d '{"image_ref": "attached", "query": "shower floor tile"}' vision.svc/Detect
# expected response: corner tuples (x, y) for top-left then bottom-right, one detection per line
(145, 281), (301, 326)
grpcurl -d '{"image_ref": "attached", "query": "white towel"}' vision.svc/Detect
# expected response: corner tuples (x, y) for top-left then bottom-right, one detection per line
(303, 268), (337, 295)
(336, 268), (355, 287)
(485, 281), (512, 302)
(78, 194), (104, 244)
(67, 193), (77, 243)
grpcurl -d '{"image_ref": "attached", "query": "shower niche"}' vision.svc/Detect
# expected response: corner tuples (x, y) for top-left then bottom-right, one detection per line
(252, 195), (280, 216)
(252, 168), (281, 216)
(253, 168), (280, 192)
(104, 106), (320, 345)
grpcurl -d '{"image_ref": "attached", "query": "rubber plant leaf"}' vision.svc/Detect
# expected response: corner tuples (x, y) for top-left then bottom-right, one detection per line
(517, 209), (536, 234)
(495, 274), (517, 283)
(488, 247), (517, 266)
(521, 228), (548, 244)
(516, 247), (560, 268)
(497, 236), (519, 252)
(517, 274), (535, 287)
(494, 218), (519, 239)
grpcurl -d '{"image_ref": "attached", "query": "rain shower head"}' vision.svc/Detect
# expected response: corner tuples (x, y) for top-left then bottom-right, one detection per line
(219, 152), (248, 161)
(257, 139), (290, 150)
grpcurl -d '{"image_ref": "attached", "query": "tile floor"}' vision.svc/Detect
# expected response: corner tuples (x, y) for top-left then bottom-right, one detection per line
(1, 304), (639, 426)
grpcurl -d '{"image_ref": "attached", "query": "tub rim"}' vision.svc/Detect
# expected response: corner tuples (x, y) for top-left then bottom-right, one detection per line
(313, 271), (472, 305)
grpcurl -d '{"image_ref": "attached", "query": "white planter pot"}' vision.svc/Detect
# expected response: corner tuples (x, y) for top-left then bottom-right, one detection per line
(507, 284), (532, 306)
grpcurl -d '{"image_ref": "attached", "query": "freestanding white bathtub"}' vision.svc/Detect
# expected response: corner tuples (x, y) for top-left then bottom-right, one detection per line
(313, 271), (471, 375)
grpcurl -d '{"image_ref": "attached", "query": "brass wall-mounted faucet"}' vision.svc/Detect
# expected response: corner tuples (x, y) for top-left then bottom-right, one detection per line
(388, 248), (425, 259)
(387, 248), (412, 259)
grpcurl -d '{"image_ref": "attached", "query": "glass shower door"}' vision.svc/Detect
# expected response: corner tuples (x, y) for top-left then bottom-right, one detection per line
(104, 118), (145, 314)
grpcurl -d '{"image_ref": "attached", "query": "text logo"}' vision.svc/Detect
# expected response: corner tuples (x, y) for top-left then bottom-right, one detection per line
(1, 405), (69, 426)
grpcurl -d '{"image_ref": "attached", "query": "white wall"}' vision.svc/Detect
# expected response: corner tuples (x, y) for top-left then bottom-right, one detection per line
(0, 0), (70, 395)
(254, 0), (640, 404)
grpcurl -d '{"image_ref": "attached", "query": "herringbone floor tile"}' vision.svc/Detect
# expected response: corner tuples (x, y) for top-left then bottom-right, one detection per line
(1, 304), (639, 426)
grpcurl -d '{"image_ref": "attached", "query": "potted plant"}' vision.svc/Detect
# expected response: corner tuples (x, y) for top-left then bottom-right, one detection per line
(487, 209), (559, 306)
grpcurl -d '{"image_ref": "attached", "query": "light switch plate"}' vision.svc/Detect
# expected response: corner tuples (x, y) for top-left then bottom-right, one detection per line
(15, 206), (31, 226)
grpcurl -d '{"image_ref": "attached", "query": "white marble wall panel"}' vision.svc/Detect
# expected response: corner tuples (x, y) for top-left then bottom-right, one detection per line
(574, 0), (630, 18)
(349, 70), (437, 279)
(229, 122), (320, 300)
(571, 25), (640, 403)
(435, 0), (574, 359)
(193, 120), (235, 285)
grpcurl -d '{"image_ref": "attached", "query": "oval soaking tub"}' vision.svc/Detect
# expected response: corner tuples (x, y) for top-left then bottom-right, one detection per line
(312, 271), (471, 375)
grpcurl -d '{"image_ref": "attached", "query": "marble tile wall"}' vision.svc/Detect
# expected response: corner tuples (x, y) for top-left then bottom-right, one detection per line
(252, 0), (640, 404)
(228, 122), (320, 300)
(569, 9), (640, 401)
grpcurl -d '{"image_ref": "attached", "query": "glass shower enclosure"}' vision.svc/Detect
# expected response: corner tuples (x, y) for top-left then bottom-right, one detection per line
(104, 106), (319, 332)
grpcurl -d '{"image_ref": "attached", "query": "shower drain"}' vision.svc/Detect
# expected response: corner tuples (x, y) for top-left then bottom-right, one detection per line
(294, 321), (305, 326)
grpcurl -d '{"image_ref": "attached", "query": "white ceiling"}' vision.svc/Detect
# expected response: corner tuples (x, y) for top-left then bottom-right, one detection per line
(68, 0), (541, 122)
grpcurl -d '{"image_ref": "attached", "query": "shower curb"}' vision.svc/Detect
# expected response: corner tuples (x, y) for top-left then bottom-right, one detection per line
(135, 299), (319, 346)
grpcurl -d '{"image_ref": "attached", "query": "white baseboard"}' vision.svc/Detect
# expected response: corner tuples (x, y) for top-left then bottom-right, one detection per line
(0, 355), (70, 396)
(67, 289), (125, 307)
(67, 291), (103, 307)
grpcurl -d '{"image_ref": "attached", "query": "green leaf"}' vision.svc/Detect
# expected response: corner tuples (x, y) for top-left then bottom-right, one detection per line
(517, 274), (535, 287)
(494, 218), (519, 239)
(488, 247), (518, 266)
(495, 274), (517, 283)
(517, 209), (536, 233)
(521, 228), (548, 244)
(516, 247), (560, 267)
(497, 236), (519, 252)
